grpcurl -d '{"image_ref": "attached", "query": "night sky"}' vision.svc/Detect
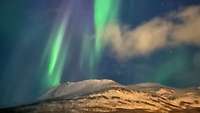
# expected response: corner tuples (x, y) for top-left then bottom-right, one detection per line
(0, 0), (200, 107)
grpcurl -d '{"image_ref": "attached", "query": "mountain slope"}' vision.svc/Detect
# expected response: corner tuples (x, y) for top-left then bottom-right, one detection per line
(1, 79), (200, 113)
(41, 79), (121, 100)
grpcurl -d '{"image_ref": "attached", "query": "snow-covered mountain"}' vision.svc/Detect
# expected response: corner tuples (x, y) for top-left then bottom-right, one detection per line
(1, 79), (200, 113)
(41, 79), (121, 100)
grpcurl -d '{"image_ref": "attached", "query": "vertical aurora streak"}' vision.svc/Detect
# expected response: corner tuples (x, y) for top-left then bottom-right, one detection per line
(94, 0), (119, 57)
(80, 35), (94, 72)
(43, 17), (70, 88)
(48, 21), (66, 76)
(80, 0), (120, 75)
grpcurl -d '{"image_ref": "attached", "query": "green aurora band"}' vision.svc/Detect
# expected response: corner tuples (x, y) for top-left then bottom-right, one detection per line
(94, 0), (119, 59)
(43, 18), (70, 88)
(80, 0), (120, 76)
(48, 21), (65, 76)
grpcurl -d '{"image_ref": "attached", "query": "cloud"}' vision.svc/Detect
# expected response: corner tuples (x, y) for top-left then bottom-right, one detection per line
(103, 6), (200, 59)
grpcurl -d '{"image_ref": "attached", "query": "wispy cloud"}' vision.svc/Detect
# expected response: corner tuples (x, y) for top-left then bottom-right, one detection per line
(103, 6), (200, 59)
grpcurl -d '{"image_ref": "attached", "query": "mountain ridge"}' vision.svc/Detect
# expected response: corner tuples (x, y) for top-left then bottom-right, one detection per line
(1, 79), (200, 113)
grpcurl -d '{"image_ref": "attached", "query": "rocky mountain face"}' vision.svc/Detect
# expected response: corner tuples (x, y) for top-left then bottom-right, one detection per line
(1, 79), (200, 113)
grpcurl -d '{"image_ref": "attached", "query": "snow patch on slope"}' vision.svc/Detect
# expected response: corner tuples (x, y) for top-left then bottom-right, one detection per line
(41, 79), (121, 100)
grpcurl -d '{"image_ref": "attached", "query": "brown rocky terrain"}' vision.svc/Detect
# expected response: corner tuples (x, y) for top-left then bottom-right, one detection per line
(1, 79), (200, 113)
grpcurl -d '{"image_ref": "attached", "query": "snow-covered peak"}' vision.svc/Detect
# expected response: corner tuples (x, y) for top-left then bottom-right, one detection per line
(41, 79), (120, 100)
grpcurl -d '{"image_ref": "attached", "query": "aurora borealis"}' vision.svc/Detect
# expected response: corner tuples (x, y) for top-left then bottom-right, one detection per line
(39, 7), (70, 87)
(40, 0), (121, 89)
(94, 0), (119, 58)
(45, 19), (67, 87)
(1, 0), (200, 108)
